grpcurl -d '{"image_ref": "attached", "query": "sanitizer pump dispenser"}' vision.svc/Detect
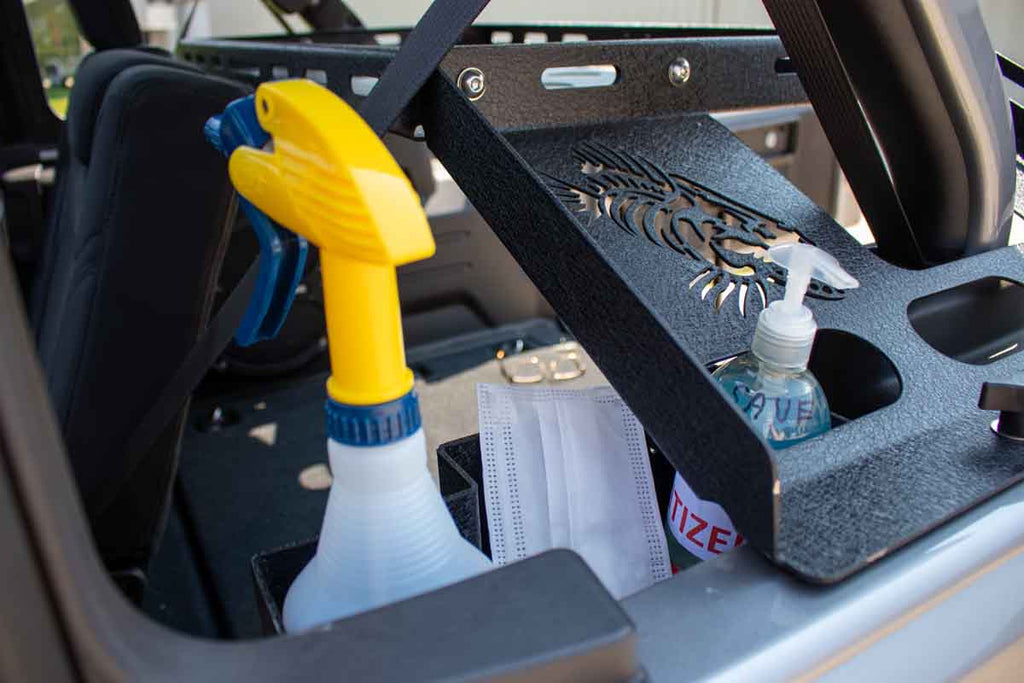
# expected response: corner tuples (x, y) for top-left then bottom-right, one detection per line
(212, 79), (491, 632)
(712, 242), (860, 446)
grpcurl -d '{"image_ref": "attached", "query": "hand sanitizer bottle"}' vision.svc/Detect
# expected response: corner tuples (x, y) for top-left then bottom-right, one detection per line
(665, 243), (859, 570)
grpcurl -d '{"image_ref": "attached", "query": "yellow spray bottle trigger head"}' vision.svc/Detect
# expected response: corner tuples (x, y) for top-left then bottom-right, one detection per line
(228, 79), (435, 267)
(227, 79), (435, 406)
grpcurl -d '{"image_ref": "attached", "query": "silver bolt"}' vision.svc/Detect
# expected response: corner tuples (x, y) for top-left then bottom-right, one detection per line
(458, 67), (486, 100)
(668, 57), (691, 87)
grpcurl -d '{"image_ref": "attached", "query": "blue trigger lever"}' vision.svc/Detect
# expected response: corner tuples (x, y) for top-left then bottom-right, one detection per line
(204, 95), (309, 346)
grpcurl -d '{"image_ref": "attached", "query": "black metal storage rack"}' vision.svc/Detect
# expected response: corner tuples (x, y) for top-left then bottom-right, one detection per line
(179, 25), (1024, 585)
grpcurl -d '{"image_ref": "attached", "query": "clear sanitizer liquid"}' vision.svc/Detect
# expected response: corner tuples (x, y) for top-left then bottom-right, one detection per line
(712, 353), (831, 446)
(664, 244), (859, 571)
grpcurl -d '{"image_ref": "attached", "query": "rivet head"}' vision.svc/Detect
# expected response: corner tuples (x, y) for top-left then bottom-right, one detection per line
(668, 57), (691, 87)
(458, 67), (486, 100)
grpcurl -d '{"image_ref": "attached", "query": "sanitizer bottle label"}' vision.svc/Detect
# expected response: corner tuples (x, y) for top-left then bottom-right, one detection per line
(664, 472), (745, 568)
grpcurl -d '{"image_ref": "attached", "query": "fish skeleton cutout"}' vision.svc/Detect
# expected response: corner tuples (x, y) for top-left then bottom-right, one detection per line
(543, 140), (844, 316)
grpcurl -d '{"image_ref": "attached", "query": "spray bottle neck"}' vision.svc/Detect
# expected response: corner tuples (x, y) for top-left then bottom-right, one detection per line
(326, 429), (426, 492)
(325, 390), (422, 447)
(320, 252), (414, 406)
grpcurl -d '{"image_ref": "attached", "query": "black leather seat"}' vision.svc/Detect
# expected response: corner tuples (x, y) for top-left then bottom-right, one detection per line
(30, 49), (246, 582)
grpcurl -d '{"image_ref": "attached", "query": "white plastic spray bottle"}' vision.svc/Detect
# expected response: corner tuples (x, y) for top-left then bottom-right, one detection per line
(222, 79), (491, 631)
(665, 243), (859, 570)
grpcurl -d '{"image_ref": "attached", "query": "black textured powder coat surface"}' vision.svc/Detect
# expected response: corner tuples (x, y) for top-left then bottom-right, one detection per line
(423, 72), (1024, 583)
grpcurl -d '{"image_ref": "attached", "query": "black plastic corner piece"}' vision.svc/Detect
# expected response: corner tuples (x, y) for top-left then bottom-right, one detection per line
(318, 549), (640, 681)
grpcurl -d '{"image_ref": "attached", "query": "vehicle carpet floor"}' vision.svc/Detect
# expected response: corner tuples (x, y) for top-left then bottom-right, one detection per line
(170, 371), (333, 638)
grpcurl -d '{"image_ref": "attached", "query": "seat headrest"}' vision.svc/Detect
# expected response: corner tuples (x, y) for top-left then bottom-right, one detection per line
(67, 0), (142, 50)
(66, 50), (201, 164)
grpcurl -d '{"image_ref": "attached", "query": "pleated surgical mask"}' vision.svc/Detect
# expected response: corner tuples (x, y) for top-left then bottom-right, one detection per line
(477, 384), (671, 599)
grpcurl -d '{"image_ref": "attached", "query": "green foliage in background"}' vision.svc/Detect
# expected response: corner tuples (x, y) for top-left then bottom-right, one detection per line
(47, 86), (70, 117)
(23, 0), (87, 117)
(24, 0), (82, 65)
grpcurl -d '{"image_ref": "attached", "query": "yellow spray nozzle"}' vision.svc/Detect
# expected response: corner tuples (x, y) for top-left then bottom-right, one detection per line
(228, 79), (435, 405)
(229, 79), (434, 266)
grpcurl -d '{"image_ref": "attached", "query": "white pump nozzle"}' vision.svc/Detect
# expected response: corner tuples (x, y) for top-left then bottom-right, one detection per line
(751, 243), (859, 369)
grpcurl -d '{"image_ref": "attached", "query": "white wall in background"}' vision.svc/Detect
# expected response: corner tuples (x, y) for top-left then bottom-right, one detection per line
(348, 0), (770, 27)
(193, 0), (1020, 52)
(197, 0), (1018, 71)
(200, 0), (301, 37)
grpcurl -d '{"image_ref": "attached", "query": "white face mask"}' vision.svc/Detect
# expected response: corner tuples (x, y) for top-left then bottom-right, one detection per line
(477, 384), (671, 599)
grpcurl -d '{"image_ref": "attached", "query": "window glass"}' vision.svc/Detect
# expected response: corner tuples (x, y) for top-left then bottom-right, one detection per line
(22, 0), (90, 118)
